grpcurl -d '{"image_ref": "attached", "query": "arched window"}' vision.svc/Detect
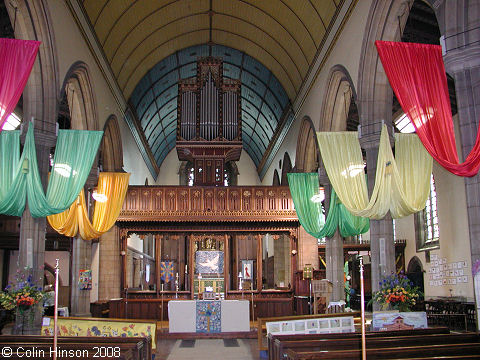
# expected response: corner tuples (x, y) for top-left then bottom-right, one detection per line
(415, 174), (440, 251)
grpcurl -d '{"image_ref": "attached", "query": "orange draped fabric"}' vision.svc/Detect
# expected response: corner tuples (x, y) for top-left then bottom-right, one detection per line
(47, 172), (130, 240)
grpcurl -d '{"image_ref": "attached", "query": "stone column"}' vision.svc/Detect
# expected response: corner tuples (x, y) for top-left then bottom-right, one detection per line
(15, 127), (56, 334)
(439, 0), (480, 330)
(70, 166), (98, 317)
(362, 132), (396, 310)
(319, 168), (344, 302)
(70, 237), (92, 317)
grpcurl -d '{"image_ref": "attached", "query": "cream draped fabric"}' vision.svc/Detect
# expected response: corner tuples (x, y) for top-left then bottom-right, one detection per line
(47, 172), (130, 240)
(316, 125), (432, 219)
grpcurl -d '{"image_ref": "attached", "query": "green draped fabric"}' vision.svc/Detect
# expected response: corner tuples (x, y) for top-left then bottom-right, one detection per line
(287, 173), (369, 238)
(0, 126), (103, 218)
(0, 130), (26, 215)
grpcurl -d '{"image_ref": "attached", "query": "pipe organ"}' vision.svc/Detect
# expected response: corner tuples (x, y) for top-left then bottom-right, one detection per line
(177, 57), (242, 186)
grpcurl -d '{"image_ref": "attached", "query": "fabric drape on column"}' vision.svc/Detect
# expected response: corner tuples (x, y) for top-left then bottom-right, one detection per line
(317, 125), (432, 219)
(287, 173), (369, 238)
(47, 172), (130, 240)
(0, 130), (26, 215)
(0, 126), (103, 217)
(0, 39), (40, 130)
(375, 41), (480, 177)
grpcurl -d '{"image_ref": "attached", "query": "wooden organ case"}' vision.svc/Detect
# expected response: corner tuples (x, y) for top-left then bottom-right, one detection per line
(176, 57), (242, 186)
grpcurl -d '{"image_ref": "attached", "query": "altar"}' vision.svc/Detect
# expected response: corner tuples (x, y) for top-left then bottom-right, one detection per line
(168, 300), (250, 333)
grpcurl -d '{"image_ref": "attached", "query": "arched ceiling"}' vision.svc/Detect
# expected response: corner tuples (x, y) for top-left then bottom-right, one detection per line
(79, 0), (353, 178)
(129, 44), (291, 168)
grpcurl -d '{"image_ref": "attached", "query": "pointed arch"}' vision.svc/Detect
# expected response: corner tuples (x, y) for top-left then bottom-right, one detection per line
(60, 61), (98, 131)
(407, 256), (423, 274)
(6, 0), (59, 135)
(273, 169), (280, 186)
(320, 65), (357, 132)
(295, 116), (319, 173)
(280, 152), (293, 186)
(357, 0), (413, 141)
(101, 115), (124, 172)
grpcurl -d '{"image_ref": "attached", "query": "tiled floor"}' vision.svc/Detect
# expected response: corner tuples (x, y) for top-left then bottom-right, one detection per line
(155, 338), (263, 360)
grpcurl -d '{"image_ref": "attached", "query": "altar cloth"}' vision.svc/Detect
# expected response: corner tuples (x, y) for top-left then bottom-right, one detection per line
(168, 300), (250, 333)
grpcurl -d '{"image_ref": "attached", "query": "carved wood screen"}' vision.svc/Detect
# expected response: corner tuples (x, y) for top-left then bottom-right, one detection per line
(119, 186), (297, 222)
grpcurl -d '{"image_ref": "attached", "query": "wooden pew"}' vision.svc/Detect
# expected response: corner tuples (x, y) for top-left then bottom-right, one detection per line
(0, 335), (151, 360)
(274, 333), (479, 360)
(282, 335), (480, 359)
(268, 327), (450, 360)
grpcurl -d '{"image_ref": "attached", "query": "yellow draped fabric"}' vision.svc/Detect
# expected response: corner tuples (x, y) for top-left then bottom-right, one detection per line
(47, 172), (130, 240)
(316, 125), (432, 219)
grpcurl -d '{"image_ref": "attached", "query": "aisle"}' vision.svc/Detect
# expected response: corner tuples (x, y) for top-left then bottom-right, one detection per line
(158, 338), (261, 360)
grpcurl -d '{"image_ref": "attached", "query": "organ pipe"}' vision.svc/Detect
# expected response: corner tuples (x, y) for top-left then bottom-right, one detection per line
(178, 58), (240, 143)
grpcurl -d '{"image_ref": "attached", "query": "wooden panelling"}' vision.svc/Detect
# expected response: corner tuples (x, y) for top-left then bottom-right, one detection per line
(108, 291), (294, 321)
(119, 186), (297, 222)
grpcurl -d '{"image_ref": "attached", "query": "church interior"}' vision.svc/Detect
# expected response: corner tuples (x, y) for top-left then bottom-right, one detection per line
(0, 0), (479, 358)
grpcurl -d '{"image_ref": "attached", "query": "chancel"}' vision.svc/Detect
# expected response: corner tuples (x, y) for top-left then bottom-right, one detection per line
(0, 1), (479, 359)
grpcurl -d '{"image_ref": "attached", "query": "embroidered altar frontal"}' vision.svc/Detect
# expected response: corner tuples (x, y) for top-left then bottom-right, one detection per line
(196, 300), (221, 333)
(168, 300), (250, 333)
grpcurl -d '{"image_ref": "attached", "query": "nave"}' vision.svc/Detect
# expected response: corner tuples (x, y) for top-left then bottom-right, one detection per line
(157, 338), (261, 360)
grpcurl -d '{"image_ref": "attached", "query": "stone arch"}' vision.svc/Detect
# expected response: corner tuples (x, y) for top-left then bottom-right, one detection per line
(60, 61), (98, 131)
(406, 255), (424, 296)
(320, 65), (357, 132)
(357, 0), (413, 142)
(295, 116), (319, 173)
(407, 256), (423, 274)
(6, 0), (59, 135)
(272, 169), (280, 186)
(280, 152), (293, 186)
(101, 115), (124, 172)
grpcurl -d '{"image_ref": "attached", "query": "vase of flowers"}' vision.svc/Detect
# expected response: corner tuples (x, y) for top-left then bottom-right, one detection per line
(0, 267), (45, 333)
(371, 272), (422, 312)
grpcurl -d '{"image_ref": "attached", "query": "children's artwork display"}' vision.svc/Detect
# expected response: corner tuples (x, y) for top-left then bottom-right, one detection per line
(78, 269), (92, 290)
(427, 254), (469, 287)
(41, 317), (157, 349)
(372, 311), (428, 331)
(266, 316), (355, 335)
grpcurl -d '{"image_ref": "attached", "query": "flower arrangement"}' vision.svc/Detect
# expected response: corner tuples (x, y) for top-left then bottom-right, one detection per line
(371, 272), (422, 312)
(0, 267), (44, 313)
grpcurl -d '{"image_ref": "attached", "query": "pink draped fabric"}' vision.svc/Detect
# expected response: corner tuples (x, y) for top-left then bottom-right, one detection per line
(375, 40), (480, 177)
(0, 38), (40, 131)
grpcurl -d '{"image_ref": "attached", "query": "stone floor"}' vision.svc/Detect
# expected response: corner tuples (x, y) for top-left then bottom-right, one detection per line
(155, 338), (263, 360)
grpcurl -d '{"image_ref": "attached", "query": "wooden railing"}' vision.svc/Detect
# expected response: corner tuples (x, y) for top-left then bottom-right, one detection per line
(118, 185), (298, 222)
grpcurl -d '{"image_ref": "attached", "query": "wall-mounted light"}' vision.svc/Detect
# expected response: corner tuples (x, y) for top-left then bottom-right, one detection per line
(120, 250), (126, 256)
(291, 249), (297, 256)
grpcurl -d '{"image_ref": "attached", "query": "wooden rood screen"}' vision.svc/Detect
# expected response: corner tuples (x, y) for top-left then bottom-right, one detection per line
(118, 185), (297, 222)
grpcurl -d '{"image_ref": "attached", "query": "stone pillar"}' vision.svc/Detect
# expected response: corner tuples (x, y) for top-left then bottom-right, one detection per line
(439, 0), (480, 330)
(319, 168), (344, 302)
(15, 127), (56, 334)
(326, 230), (345, 302)
(70, 166), (98, 317)
(362, 134), (396, 310)
(70, 237), (92, 317)
(98, 226), (122, 300)
(297, 227), (319, 270)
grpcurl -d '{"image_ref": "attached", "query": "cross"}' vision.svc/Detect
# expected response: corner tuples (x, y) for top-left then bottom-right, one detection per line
(199, 302), (217, 332)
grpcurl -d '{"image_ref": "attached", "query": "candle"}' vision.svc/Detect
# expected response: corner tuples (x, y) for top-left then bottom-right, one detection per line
(185, 265), (188, 273)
